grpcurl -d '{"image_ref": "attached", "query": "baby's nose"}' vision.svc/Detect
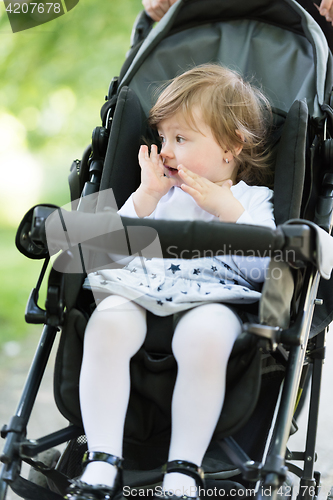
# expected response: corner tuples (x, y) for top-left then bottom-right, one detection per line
(160, 142), (174, 158)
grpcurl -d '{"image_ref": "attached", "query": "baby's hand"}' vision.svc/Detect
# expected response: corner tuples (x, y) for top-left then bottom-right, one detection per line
(138, 144), (177, 200)
(178, 166), (245, 222)
(132, 145), (177, 218)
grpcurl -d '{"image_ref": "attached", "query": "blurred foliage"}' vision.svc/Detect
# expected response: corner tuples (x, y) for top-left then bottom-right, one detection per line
(0, 0), (143, 345)
(0, 0), (141, 151)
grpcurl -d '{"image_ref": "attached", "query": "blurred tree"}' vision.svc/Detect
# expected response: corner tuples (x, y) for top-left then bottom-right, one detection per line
(0, 0), (142, 152)
(0, 0), (143, 217)
(0, 0), (143, 344)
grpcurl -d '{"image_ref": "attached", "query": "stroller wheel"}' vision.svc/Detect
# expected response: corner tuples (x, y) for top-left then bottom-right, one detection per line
(25, 448), (61, 494)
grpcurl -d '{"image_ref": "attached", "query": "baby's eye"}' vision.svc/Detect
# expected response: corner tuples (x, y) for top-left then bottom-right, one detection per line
(176, 136), (185, 143)
(158, 135), (165, 144)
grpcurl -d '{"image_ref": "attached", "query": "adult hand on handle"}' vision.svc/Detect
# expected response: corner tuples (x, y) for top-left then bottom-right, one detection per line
(316, 0), (333, 24)
(142, 0), (178, 22)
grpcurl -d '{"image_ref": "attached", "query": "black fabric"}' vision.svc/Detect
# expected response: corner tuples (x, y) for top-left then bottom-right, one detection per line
(273, 100), (308, 225)
(173, 0), (333, 49)
(64, 273), (86, 313)
(232, 361), (285, 462)
(173, 0), (306, 34)
(145, 311), (174, 354)
(54, 308), (86, 427)
(98, 86), (146, 211)
(214, 335), (262, 438)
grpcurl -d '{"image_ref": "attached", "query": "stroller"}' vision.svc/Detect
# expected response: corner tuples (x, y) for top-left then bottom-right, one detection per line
(2, 0), (333, 498)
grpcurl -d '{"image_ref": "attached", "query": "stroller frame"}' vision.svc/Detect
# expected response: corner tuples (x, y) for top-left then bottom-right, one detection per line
(2, 0), (333, 498)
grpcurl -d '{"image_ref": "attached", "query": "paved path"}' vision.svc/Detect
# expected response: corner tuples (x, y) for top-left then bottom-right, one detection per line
(0, 328), (332, 499)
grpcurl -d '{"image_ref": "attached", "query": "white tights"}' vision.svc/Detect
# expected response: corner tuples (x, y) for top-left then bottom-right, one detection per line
(79, 295), (242, 493)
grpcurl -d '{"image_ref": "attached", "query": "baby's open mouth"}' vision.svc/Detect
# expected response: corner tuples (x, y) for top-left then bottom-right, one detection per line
(165, 165), (178, 172)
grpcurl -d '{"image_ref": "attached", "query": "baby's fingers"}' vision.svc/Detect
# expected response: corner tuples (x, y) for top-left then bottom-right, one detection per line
(139, 144), (149, 160)
(150, 144), (164, 167)
(150, 144), (161, 163)
(138, 145), (150, 167)
(180, 183), (201, 200)
(178, 166), (201, 186)
(178, 165), (193, 176)
(150, 144), (158, 157)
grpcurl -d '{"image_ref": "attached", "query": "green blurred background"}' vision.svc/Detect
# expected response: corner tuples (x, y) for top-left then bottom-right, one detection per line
(0, 0), (143, 346)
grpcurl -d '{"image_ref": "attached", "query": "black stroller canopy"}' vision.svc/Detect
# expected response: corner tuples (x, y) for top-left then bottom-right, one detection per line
(118, 0), (331, 117)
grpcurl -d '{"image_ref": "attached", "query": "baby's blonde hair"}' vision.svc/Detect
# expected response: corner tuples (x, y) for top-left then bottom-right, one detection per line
(149, 64), (273, 186)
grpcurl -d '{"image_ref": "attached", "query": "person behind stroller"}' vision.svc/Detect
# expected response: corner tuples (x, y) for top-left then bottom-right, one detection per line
(65, 64), (276, 500)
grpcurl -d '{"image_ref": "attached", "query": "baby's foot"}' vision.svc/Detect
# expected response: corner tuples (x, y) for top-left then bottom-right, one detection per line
(80, 461), (118, 488)
(163, 472), (198, 498)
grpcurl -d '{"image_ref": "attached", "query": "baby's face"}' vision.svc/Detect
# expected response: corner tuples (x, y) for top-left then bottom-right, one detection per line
(157, 107), (237, 186)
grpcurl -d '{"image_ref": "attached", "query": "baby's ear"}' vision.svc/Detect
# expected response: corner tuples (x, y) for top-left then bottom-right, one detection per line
(234, 130), (245, 156)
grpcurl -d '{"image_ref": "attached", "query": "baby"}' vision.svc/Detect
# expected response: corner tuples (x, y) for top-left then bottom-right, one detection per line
(66, 64), (275, 500)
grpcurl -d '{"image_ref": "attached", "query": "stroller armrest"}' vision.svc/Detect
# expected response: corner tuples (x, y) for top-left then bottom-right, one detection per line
(43, 209), (284, 258)
(120, 216), (315, 266)
(18, 204), (330, 275)
(121, 216), (283, 256)
(42, 207), (320, 270)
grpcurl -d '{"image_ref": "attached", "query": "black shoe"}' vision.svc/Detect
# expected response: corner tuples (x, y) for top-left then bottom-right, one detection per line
(64, 451), (123, 500)
(155, 460), (205, 500)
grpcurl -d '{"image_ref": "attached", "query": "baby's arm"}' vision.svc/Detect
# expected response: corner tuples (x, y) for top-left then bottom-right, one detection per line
(133, 145), (177, 217)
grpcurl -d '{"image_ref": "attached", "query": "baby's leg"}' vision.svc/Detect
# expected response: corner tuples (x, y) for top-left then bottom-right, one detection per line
(163, 303), (242, 495)
(79, 295), (146, 487)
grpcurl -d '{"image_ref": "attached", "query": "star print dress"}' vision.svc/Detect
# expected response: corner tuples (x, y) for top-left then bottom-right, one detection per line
(84, 182), (275, 316)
